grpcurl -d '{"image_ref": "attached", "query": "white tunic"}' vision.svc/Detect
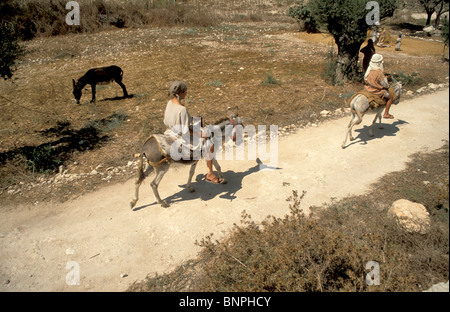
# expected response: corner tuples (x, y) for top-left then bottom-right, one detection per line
(163, 100), (192, 137)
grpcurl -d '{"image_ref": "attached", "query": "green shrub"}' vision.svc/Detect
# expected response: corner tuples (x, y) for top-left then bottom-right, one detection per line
(262, 72), (281, 85)
(0, 22), (24, 79)
(288, 1), (319, 33)
(206, 80), (223, 87)
(22, 144), (62, 173)
(321, 44), (339, 85)
(394, 71), (422, 86)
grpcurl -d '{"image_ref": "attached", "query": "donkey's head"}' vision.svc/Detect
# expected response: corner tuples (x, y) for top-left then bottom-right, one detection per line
(227, 107), (245, 126)
(226, 109), (246, 143)
(72, 79), (83, 104)
(390, 76), (403, 105)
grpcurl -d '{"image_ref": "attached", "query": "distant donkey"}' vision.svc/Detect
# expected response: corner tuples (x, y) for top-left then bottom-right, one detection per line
(72, 65), (129, 104)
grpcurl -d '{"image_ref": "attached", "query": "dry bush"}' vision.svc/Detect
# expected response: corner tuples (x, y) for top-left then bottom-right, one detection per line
(6, 0), (219, 40)
(193, 192), (373, 292)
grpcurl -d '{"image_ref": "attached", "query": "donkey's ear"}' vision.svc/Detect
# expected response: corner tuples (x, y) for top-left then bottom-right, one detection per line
(72, 79), (76, 87)
(227, 105), (239, 118)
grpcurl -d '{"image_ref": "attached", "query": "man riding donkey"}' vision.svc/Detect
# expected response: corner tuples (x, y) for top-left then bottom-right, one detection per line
(359, 53), (396, 119)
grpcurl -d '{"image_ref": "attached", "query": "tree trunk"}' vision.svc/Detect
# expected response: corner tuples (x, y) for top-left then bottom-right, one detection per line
(425, 7), (434, 25)
(434, 1), (448, 28)
(335, 42), (361, 83)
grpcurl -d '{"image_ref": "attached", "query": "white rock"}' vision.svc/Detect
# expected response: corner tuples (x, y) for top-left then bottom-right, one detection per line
(423, 25), (435, 34)
(320, 110), (331, 116)
(388, 199), (431, 234)
(65, 248), (75, 255)
(424, 281), (449, 292)
(416, 87), (427, 93)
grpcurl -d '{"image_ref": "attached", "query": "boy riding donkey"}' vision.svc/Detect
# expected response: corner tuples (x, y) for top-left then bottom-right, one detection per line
(361, 53), (396, 119)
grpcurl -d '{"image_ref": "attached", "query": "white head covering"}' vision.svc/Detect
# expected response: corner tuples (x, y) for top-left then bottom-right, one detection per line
(364, 53), (384, 80)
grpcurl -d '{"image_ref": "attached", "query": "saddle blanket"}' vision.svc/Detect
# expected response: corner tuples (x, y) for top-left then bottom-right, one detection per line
(348, 87), (397, 109)
(148, 130), (206, 162)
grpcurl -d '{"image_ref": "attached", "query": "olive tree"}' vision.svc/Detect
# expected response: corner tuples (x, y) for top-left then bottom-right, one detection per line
(289, 0), (398, 82)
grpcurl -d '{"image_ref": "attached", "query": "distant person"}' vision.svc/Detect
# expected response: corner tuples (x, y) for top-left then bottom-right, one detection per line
(360, 39), (376, 73)
(395, 34), (402, 51)
(371, 26), (378, 45)
(377, 27), (386, 47)
(364, 54), (395, 119)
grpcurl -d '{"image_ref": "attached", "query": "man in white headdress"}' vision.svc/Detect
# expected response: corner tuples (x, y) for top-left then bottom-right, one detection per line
(364, 54), (394, 119)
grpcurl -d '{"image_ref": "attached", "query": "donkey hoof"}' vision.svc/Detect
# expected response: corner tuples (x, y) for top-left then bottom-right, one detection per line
(130, 200), (137, 209)
(188, 186), (195, 193)
(160, 200), (170, 208)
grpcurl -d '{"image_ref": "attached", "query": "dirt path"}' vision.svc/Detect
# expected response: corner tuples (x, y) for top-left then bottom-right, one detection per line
(1, 89), (448, 292)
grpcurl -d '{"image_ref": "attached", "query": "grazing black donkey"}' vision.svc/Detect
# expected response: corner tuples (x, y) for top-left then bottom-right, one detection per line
(72, 65), (129, 104)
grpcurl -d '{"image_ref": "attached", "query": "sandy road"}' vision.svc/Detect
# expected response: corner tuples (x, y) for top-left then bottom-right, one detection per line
(0, 89), (448, 291)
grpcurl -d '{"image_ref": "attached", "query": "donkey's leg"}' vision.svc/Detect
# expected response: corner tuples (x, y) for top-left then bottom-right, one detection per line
(115, 79), (129, 98)
(342, 112), (357, 148)
(369, 110), (382, 137)
(151, 162), (170, 208)
(347, 110), (355, 128)
(342, 128), (350, 149)
(377, 110), (384, 129)
(130, 157), (153, 209)
(90, 83), (96, 103)
(186, 161), (199, 193)
(349, 110), (363, 142)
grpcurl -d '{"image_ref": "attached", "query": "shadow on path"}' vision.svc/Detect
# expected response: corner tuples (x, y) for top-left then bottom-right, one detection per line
(133, 158), (282, 210)
(344, 119), (408, 149)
